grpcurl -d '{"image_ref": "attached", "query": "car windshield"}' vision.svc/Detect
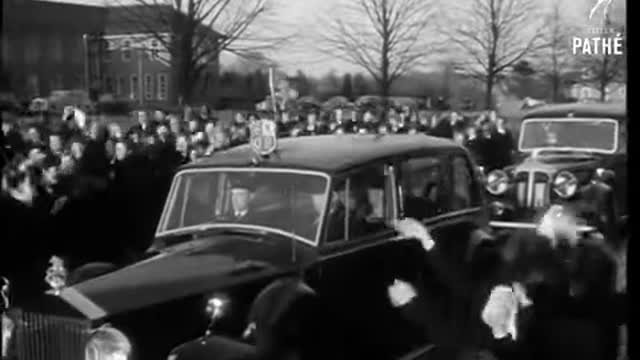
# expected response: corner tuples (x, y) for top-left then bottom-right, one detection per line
(157, 169), (330, 244)
(519, 118), (618, 153)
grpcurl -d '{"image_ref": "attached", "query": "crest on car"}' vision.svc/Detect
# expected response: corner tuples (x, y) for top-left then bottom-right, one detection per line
(45, 256), (67, 295)
(250, 119), (278, 156)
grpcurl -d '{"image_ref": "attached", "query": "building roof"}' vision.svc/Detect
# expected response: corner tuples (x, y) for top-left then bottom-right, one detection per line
(182, 134), (463, 173)
(523, 102), (626, 121)
(3, 0), (106, 30)
(104, 4), (222, 39)
(105, 4), (174, 34)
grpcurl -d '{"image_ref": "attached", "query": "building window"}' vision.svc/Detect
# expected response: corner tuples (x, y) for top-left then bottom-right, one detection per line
(51, 34), (63, 63)
(150, 40), (159, 60)
(144, 74), (154, 100)
(157, 73), (168, 100)
(25, 34), (40, 64)
(104, 75), (114, 93)
(116, 76), (124, 96)
(580, 87), (591, 99)
(102, 40), (112, 62)
(130, 74), (139, 99)
(27, 74), (40, 97)
(122, 40), (132, 62)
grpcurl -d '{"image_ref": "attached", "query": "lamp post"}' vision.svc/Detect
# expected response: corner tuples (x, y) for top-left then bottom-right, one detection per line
(82, 34), (90, 94)
(137, 47), (144, 106)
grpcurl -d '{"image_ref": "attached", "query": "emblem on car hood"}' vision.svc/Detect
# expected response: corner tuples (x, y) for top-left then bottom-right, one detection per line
(45, 256), (68, 296)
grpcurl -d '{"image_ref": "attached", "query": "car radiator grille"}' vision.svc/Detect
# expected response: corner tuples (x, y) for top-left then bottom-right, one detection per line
(515, 171), (550, 209)
(12, 310), (91, 360)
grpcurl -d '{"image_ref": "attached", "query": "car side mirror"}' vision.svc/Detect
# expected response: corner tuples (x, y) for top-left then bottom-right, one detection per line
(594, 168), (615, 184)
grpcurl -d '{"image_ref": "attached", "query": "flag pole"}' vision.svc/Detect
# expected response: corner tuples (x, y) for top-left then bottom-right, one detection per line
(268, 68), (278, 119)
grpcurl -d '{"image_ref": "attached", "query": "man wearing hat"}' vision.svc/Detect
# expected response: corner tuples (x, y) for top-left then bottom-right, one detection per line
(230, 182), (255, 223)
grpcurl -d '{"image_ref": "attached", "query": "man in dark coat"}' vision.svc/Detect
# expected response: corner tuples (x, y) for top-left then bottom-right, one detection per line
(0, 158), (54, 303)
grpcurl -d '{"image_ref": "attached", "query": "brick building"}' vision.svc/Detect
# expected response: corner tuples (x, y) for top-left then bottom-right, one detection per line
(1, 0), (106, 99)
(1, 0), (220, 106)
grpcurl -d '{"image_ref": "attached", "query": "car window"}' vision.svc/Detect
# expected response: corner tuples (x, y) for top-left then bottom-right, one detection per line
(160, 170), (328, 242)
(618, 122), (627, 153)
(399, 156), (446, 220)
(170, 172), (222, 228)
(325, 165), (388, 243)
(449, 155), (482, 211)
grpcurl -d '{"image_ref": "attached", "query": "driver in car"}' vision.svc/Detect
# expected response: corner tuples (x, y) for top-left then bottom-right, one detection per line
(230, 184), (254, 223)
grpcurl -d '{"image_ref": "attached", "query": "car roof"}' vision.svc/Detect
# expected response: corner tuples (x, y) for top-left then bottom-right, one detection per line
(181, 134), (463, 174)
(523, 102), (626, 121)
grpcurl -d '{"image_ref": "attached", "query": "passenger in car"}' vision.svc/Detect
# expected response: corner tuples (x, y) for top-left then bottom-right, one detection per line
(324, 186), (368, 242)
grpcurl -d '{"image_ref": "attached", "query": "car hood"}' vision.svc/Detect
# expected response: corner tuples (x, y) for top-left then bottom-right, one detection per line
(512, 151), (603, 175)
(58, 235), (314, 320)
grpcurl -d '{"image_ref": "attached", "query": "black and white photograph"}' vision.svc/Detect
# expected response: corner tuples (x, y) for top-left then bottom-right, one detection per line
(0, 0), (627, 359)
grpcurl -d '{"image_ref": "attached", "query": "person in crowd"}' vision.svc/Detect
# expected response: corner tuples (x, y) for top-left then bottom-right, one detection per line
(127, 129), (141, 145)
(130, 111), (155, 136)
(188, 118), (202, 138)
(153, 109), (166, 124)
(108, 123), (124, 141)
(183, 105), (194, 124)
(168, 115), (183, 136)
(492, 116), (515, 168)
(2, 117), (26, 159)
(175, 135), (191, 165)
(112, 140), (130, 165)
(297, 110), (326, 136)
(156, 123), (173, 145)
(25, 126), (45, 149)
(48, 132), (64, 159)
(473, 118), (505, 171)
(199, 105), (212, 123)
(230, 112), (250, 146)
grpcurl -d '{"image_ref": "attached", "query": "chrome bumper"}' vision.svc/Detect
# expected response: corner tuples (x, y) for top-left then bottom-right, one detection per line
(489, 221), (597, 233)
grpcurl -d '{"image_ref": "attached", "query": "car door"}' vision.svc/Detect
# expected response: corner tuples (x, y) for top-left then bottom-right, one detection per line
(392, 151), (488, 348)
(314, 163), (401, 358)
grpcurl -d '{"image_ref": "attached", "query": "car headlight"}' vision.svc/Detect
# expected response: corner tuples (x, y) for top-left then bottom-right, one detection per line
(2, 313), (15, 358)
(553, 171), (578, 199)
(85, 325), (131, 360)
(486, 170), (509, 195)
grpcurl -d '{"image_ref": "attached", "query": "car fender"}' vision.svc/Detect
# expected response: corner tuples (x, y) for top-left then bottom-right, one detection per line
(246, 277), (318, 342)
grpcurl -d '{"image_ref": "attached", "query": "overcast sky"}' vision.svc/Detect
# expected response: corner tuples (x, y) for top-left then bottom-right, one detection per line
(51, 0), (624, 76)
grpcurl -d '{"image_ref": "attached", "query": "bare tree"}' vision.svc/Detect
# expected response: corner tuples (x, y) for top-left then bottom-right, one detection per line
(110, 0), (291, 103)
(578, 17), (626, 101)
(320, 0), (436, 108)
(443, 0), (547, 109)
(539, 0), (578, 102)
